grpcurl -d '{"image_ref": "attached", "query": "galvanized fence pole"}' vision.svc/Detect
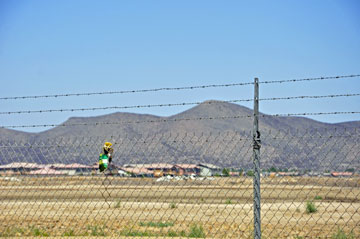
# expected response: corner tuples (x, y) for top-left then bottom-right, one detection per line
(253, 77), (261, 239)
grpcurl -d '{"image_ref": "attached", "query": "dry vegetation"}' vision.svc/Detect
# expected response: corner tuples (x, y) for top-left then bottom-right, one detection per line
(0, 176), (359, 238)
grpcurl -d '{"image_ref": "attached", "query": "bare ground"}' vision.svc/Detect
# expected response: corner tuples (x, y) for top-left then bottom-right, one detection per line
(0, 176), (359, 238)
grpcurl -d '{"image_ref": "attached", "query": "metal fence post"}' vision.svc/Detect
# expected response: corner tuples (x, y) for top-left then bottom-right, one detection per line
(253, 77), (261, 239)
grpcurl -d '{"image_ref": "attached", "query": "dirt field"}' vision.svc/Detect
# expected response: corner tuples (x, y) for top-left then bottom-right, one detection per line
(0, 176), (359, 238)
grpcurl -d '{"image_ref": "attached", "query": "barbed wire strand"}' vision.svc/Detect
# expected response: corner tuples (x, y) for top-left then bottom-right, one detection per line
(270, 111), (360, 117)
(1, 74), (359, 101)
(260, 74), (360, 84)
(0, 82), (254, 101)
(260, 93), (360, 102)
(1, 111), (360, 129)
(1, 93), (359, 115)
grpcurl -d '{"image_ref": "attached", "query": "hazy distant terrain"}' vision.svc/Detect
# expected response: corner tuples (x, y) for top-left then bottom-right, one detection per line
(0, 101), (359, 170)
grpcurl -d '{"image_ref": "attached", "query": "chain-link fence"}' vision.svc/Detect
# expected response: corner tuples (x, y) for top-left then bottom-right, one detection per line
(0, 129), (359, 238)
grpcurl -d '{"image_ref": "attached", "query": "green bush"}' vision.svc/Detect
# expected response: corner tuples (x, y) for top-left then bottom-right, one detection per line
(222, 168), (230, 177)
(114, 200), (121, 208)
(167, 230), (178, 237)
(118, 224), (205, 238)
(169, 202), (177, 209)
(331, 228), (354, 239)
(119, 229), (154, 237)
(305, 201), (317, 214)
(293, 235), (304, 239)
(139, 221), (174, 228)
(246, 170), (254, 177)
(314, 195), (323, 200)
(86, 225), (107, 236)
(179, 230), (187, 237)
(0, 227), (25, 237)
(188, 224), (206, 238)
(30, 226), (49, 237)
(62, 229), (75, 237)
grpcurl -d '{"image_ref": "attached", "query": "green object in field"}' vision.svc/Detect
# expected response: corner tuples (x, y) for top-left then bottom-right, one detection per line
(99, 153), (109, 172)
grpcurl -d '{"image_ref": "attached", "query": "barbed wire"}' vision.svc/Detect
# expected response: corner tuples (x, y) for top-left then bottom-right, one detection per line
(0, 100), (246, 115)
(269, 111), (360, 117)
(1, 74), (359, 101)
(260, 93), (360, 102)
(0, 82), (254, 101)
(1, 111), (359, 129)
(1, 93), (359, 115)
(259, 74), (360, 85)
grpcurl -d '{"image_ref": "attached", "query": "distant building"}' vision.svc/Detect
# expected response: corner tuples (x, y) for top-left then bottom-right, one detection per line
(120, 167), (153, 177)
(277, 172), (301, 177)
(117, 168), (128, 177)
(49, 163), (93, 175)
(123, 163), (177, 177)
(28, 167), (67, 176)
(0, 162), (44, 175)
(0, 163), (97, 176)
(175, 164), (200, 176)
(331, 172), (353, 177)
(229, 171), (240, 177)
(305, 172), (321, 177)
(122, 163), (203, 177)
(198, 163), (222, 176)
(145, 164), (177, 177)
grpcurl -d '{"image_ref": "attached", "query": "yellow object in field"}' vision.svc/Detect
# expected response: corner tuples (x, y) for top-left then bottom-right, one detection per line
(269, 172), (276, 178)
(103, 142), (112, 151)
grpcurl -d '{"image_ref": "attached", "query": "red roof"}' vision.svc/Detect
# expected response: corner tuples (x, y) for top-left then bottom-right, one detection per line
(142, 164), (175, 169)
(331, 172), (353, 177)
(62, 163), (92, 169)
(175, 164), (200, 169)
(120, 167), (153, 175)
(49, 163), (93, 169)
(229, 172), (240, 176)
(0, 163), (45, 169)
(48, 163), (66, 167)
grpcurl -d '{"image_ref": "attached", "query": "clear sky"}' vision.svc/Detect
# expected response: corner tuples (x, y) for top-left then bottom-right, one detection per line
(0, 0), (359, 132)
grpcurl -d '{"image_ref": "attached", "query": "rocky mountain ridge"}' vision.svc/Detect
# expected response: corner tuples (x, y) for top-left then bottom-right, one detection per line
(0, 101), (359, 170)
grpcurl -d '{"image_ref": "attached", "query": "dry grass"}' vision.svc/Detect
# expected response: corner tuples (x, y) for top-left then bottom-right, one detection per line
(0, 176), (359, 238)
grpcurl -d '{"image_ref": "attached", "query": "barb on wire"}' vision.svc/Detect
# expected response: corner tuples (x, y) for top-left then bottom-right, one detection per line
(0, 82), (254, 101)
(1, 111), (360, 129)
(267, 111), (360, 117)
(1, 93), (359, 115)
(260, 74), (360, 85)
(1, 74), (358, 101)
(0, 99), (251, 115)
(259, 93), (360, 102)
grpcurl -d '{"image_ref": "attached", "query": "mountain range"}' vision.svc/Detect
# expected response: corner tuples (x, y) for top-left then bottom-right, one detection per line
(1, 101), (359, 171)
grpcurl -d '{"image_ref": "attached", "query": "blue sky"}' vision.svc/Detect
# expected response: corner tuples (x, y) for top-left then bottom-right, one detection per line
(0, 0), (359, 132)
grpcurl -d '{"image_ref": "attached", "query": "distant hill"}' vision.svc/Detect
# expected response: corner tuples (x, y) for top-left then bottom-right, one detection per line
(0, 101), (359, 171)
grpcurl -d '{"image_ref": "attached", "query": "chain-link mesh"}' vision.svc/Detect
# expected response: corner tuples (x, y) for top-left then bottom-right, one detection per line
(0, 129), (359, 238)
(260, 128), (360, 239)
